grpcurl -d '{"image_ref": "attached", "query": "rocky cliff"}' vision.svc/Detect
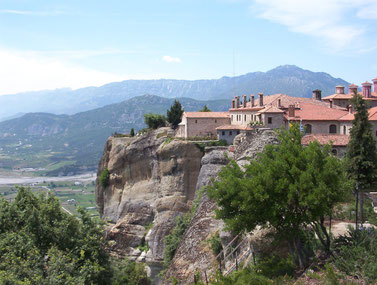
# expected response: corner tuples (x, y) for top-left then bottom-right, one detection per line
(95, 128), (278, 284)
(95, 128), (204, 281)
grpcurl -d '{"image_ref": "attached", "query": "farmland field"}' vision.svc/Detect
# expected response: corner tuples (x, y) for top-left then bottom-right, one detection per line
(0, 177), (98, 217)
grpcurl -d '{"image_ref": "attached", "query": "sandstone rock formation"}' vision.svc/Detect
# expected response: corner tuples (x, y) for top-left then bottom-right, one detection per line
(95, 128), (204, 281)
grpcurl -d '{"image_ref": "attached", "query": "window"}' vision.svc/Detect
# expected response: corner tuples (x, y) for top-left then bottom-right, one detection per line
(305, 124), (312, 134)
(329, 124), (337, 134)
(195, 120), (197, 124)
(215, 119), (217, 123)
(268, 117), (272, 124)
(244, 115), (246, 121)
(237, 131), (240, 135)
(229, 131), (232, 135)
(331, 149), (338, 156)
(343, 126), (346, 135)
(222, 131), (225, 136)
(231, 115), (233, 121)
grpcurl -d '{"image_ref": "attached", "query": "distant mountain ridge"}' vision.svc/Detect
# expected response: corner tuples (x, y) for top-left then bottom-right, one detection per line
(0, 65), (349, 121)
(0, 95), (229, 175)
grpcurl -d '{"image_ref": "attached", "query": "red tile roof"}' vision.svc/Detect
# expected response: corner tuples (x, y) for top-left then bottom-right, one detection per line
(257, 105), (285, 114)
(183, 112), (229, 118)
(216, 125), (253, 131)
(286, 102), (348, 121)
(323, 92), (377, 101)
(302, 134), (350, 146)
(339, 106), (377, 121)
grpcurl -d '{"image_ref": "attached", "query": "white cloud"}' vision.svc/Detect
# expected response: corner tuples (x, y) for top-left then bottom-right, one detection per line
(251, 0), (377, 52)
(162, 55), (182, 63)
(0, 48), (126, 95)
(0, 9), (63, 16)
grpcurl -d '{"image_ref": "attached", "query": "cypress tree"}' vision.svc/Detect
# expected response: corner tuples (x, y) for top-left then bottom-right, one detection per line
(346, 92), (377, 224)
(167, 100), (183, 129)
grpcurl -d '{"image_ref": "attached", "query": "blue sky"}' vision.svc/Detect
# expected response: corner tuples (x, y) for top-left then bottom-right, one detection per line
(1, 0), (377, 95)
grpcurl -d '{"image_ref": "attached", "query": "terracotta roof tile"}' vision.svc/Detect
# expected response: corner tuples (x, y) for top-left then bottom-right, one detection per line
(183, 112), (229, 118)
(257, 105), (285, 114)
(339, 106), (377, 121)
(302, 134), (350, 146)
(286, 102), (348, 121)
(216, 125), (253, 131)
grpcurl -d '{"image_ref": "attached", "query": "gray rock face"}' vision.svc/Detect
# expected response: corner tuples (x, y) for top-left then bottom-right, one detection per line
(95, 128), (203, 277)
(164, 147), (230, 283)
(164, 129), (278, 284)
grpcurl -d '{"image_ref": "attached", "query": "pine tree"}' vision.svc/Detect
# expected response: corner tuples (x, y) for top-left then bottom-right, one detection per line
(167, 100), (183, 129)
(199, 105), (211, 112)
(130, 128), (135, 137)
(346, 92), (377, 224)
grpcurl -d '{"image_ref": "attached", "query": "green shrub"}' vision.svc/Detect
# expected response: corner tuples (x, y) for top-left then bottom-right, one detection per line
(144, 113), (166, 129)
(157, 130), (168, 138)
(130, 128), (135, 137)
(333, 227), (377, 283)
(99, 167), (110, 188)
(163, 188), (205, 268)
(211, 267), (271, 285)
(254, 254), (295, 279)
(163, 137), (173, 145)
(208, 232), (223, 256)
(111, 258), (151, 285)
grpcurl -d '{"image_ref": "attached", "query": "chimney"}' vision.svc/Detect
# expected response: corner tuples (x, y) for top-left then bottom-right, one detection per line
(312, 89), (322, 100)
(235, 96), (240, 108)
(232, 99), (235, 109)
(288, 105), (295, 117)
(348, 105), (353, 114)
(330, 100), (333, 108)
(349, 84), (358, 95)
(336, 85), (345, 94)
(258, 93), (264, 106)
(278, 98), (281, 108)
(243, 95), (247, 108)
(251, 95), (255, 107)
(362, 81), (372, 98)
(373, 77), (377, 94)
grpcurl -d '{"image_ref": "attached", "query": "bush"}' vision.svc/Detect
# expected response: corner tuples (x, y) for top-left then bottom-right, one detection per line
(130, 128), (135, 137)
(211, 267), (271, 285)
(112, 258), (151, 285)
(144, 113), (166, 129)
(332, 227), (377, 283)
(253, 254), (295, 279)
(163, 188), (205, 268)
(208, 232), (223, 256)
(99, 167), (110, 188)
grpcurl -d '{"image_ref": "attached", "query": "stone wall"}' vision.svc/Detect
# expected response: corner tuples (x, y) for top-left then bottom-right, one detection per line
(186, 117), (230, 138)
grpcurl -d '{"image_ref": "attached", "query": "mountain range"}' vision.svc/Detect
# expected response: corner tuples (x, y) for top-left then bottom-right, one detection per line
(0, 95), (229, 175)
(0, 65), (349, 121)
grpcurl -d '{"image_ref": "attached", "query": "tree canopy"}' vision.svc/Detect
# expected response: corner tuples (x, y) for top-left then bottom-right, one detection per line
(199, 105), (211, 112)
(0, 187), (150, 284)
(144, 113), (167, 129)
(167, 100), (183, 129)
(346, 92), (377, 222)
(208, 125), (346, 267)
